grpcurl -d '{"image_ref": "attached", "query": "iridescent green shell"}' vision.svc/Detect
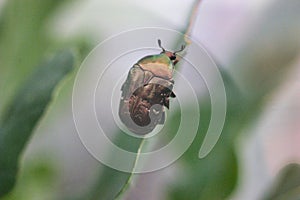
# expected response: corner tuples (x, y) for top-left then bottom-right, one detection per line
(136, 53), (174, 80)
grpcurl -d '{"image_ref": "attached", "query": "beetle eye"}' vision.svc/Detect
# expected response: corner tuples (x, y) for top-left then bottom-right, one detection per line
(170, 55), (176, 60)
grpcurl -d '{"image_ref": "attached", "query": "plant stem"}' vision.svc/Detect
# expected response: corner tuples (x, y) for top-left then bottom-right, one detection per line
(113, 139), (146, 200)
(184, 0), (203, 45)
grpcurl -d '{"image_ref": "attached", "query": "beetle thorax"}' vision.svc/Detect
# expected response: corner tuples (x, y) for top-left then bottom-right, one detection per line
(137, 54), (174, 80)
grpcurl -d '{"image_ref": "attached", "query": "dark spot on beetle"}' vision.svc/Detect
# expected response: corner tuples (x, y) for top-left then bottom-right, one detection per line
(170, 55), (176, 60)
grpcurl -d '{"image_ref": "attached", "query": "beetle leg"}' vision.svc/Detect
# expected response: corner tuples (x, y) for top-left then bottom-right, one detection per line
(163, 98), (170, 109)
(162, 87), (176, 98)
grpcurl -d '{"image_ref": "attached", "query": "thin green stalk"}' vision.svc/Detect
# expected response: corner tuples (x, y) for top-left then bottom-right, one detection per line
(184, 0), (203, 45)
(113, 139), (146, 200)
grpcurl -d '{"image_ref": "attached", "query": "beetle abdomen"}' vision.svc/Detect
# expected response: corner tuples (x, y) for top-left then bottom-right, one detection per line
(119, 65), (175, 135)
(129, 83), (172, 126)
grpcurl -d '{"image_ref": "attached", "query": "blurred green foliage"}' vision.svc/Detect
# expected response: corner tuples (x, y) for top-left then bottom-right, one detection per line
(0, 0), (70, 114)
(165, 70), (241, 200)
(2, 158), (58, 200)
(0, 50), (75, 197)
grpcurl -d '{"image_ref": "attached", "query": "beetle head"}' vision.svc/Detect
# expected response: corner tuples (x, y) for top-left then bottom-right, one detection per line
(158, 39), (185, 65)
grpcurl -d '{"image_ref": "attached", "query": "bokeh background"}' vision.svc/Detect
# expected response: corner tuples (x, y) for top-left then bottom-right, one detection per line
(0, 0), (300, 200)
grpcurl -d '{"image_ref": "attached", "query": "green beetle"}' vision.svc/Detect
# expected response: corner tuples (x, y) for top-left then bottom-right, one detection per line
(119, 39), (185, 135)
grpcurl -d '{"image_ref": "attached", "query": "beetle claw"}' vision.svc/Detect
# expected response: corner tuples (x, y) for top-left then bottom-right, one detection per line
(170, 91), (176, 98)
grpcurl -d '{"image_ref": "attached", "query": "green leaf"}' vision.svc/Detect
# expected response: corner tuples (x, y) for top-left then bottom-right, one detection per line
(263, 164), (300, 200)
(0, 50), (75, 197)
(0, 0), (72, 115)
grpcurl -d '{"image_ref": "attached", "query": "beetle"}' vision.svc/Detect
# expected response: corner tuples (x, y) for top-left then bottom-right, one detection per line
(119, 39), (185, 135)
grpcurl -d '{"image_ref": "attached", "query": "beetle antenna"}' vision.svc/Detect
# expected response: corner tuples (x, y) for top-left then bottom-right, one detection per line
(174, 44), (186, 54)
(158, 39), (166, 52)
